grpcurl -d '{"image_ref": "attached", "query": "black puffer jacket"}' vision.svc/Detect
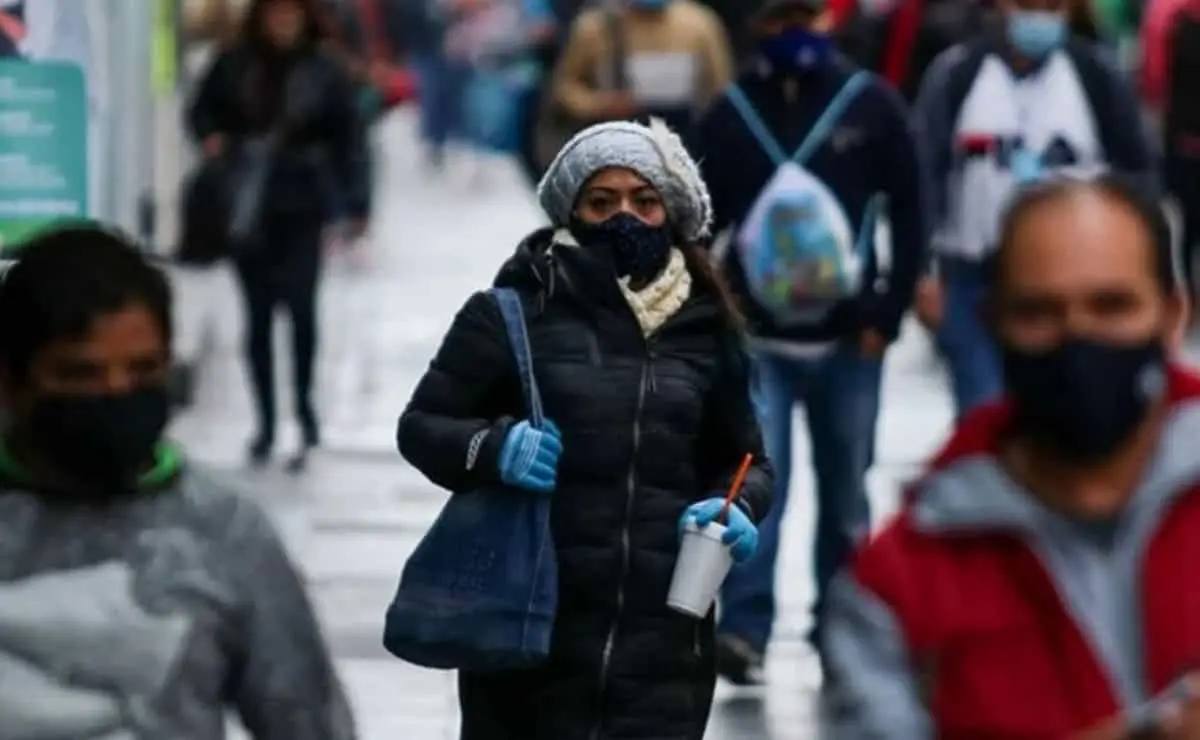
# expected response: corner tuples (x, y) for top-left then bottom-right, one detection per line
(397, 229), (772, 740)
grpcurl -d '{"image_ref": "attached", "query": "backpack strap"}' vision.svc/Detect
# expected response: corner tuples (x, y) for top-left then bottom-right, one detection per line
(490, 288), (545, 428)
(793, 70), (873, 164)
(1063, 38), (1119, 161)
(942, 41), (991, 129)
(853, 193), (886, 261)
(724, 83), (790, 165)
(724, 70), (874, 167)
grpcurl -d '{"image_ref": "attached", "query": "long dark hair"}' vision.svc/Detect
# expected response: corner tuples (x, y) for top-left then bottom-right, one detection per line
(237, 0), (333, 126)
(240, 0), (331, 52)
(680, 242), (747, 334)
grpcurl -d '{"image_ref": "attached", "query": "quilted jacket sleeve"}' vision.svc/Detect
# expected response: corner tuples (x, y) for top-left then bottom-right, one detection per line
(186, 50), (238, 143)
(697, 336), (773, 523)
(397, 291), (518, 493)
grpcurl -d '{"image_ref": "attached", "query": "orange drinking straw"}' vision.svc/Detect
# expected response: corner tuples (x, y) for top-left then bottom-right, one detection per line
(719, 453), (754, 523)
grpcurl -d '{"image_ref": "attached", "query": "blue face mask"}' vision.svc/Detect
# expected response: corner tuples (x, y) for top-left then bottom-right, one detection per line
(1006, 10), (1067, 60)
(759, 28), (833, 72)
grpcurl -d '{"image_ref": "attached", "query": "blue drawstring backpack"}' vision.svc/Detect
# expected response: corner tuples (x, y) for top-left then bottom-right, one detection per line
(726, 72), (883, 326)
(383, 287), (558, 671)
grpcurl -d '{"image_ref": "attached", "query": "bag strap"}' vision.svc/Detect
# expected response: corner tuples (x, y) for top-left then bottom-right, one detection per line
(491, 288), (545, 427)
(854, 192), (885, 261)
(724, 70), (874, 167)
(793, 70), (873, 164)
(724, 84), (789, 165)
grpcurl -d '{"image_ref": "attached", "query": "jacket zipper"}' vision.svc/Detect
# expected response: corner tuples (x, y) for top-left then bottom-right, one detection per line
(589, 354), (652, 740)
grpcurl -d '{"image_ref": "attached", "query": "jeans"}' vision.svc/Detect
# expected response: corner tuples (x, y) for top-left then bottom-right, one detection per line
(936, 260), (1003, 419)
(415, 54), (472, 150)
(719, 343), (883, 654)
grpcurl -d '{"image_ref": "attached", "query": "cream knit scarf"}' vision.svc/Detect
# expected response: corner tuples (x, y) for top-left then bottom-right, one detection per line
(552, 228), (692, 336)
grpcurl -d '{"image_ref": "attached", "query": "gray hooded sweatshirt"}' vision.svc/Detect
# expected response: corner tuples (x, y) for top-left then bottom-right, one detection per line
(0, 444), (356, 740)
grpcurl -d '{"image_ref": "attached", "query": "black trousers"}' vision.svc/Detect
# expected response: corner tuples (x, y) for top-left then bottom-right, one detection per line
(234, 218), (322, 442)
(458, 671), (540, 740)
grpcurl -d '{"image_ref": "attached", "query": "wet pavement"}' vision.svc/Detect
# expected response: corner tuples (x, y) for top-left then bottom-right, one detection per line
(168, 110), (956, 739)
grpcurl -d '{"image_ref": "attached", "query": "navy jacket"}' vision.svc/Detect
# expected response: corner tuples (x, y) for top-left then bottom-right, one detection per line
(689, 60), (927, 345)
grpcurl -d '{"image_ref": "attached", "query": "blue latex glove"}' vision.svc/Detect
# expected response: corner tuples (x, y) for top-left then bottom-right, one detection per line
(498, 419), (562, 493)
(679, 498), (759, 563)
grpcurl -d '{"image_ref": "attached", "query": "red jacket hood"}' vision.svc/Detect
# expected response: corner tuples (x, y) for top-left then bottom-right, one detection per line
(925, 363), (1200, 475)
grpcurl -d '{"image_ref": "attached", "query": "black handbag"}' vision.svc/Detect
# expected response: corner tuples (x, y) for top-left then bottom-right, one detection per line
(176, 158), (237, 265)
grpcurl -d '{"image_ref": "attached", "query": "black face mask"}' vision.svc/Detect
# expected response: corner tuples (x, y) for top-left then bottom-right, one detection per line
(1002, 336), (1167, 463)
(570, 213), (673, 285)
(23, 385), (171, 492)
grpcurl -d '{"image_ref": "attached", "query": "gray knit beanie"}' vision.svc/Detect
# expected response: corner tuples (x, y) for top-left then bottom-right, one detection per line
(536, 119), (713, 242)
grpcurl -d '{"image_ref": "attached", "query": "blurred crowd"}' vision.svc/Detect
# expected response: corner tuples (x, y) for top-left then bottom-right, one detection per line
(9, 1), (1200, 739)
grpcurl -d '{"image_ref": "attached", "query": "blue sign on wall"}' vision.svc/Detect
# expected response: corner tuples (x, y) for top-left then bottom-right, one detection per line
(0, 59), (87, 249)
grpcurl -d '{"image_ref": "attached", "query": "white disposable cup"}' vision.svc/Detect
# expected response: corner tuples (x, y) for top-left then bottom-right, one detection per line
(667, 520), (735, 618)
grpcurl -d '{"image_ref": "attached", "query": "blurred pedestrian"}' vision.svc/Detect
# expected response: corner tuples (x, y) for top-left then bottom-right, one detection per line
(0, 1), (20, 57)
(1142, 0), (1189, 114)
(836, 0), (996, 102)
(689, 0), (925, 686)
(187, 0), (370, 470)
(0, 224), (353, 739)
(449, 0), (556, 176)
(411, 0), (474, 170)
(1149, 0), (1200, 304)
(824, 177), (1199, 739)
(545, 0), (732, 157)
(912, 0), (1153, 420)
(397, 119), (772, 739)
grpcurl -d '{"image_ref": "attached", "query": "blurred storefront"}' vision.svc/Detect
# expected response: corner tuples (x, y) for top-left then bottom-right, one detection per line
(0, 0), (249, 249)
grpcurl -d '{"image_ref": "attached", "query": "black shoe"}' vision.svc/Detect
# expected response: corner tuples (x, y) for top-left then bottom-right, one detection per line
(715, 634), (765, 686)
(248, 434), (273, 467)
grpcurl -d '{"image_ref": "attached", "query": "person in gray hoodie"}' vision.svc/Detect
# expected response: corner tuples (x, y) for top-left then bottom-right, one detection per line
(0, 224), (354, 740)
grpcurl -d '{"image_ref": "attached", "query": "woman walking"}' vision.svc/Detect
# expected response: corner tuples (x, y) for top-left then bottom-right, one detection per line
(188, 0), (369, 470)
(397, 119), (773, 739)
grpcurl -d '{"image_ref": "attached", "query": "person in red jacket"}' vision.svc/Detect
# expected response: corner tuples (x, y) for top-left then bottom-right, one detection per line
(823, 175), (1200, 737)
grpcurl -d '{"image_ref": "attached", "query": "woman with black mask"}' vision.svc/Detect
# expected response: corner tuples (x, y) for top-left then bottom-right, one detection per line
(188, 0), (369, 471)
(0, 225), (353, 739)
(396, 119), (773, 739)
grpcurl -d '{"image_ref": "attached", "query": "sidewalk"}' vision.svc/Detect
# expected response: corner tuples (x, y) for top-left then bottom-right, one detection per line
(169, 110), (955, 739)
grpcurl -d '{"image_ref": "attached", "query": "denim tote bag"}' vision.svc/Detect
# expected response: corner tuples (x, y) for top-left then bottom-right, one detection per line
(383, 287), (558, 671)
